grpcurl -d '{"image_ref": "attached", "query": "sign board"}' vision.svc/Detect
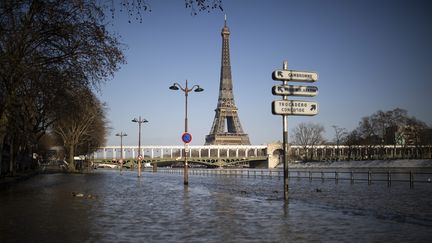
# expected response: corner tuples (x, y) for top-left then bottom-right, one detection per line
(272, 100), (318, 116)
(182, 132), (192, 144)
(137, 155), (143, 160)
(272, 85), (318, 97)
(272, 70), (318, 82)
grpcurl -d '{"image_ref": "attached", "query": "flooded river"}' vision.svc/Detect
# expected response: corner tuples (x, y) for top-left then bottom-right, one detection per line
(1, 169), (431, 242)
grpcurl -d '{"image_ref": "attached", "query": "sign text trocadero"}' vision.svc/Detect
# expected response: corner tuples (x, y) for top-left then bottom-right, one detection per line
(272, 100), (318, 116)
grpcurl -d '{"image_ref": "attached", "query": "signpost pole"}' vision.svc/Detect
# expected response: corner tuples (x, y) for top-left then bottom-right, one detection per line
(271, 60), (319, 201)
(115, 132), (127, 175)
(282, 61), (289, 201)
(138, 117), (142, 177)
(169, 80), (203, 186)
(132, 116), (148, 178)
(184, 80), (189, 185)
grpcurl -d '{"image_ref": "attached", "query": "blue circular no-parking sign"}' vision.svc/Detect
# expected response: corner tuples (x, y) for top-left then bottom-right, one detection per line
(182, 132), (192, 144)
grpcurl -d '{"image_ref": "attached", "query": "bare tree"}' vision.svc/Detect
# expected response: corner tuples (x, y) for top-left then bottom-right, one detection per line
(53, 88), (108, 172)
(351, 108), (432, 160)
(0, 0), (124, 175)
(106, 0), (223, 22)
(344, 129), (361, 161)
(385, 108), (408, 158)
(357, 116), (380, 159)
(404, 117), (427, 159)
(371, 108), (408, 159)
(332, 125), (347, 160)
(75, 102), (109, 157)
(291, 122), (325, 161)
(0, 0), (223, 175)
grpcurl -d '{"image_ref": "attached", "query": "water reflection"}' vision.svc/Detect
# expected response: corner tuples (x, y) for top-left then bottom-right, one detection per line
(1, 169), (431, 242)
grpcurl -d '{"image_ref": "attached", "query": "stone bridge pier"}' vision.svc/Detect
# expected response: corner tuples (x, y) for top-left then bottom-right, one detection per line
(266, 143), (283, 168)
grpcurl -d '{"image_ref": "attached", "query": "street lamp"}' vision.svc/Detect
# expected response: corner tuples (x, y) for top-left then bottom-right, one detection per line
(132, 116), (148, 177)
(115, 132), (127, 174)
(169, 80), (204, 185)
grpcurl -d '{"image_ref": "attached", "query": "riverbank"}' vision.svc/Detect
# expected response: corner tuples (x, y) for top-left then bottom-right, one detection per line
(0, 164), (89, 189)
(289, 159), (432, 168)
(0, 170), (39, 189)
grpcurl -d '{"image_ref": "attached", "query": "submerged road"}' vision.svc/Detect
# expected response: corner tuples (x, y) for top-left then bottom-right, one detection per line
(1, 169), (431, 242)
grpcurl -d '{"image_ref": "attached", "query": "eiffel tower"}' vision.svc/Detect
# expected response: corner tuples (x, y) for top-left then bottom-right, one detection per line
(205, 16), (250, 145)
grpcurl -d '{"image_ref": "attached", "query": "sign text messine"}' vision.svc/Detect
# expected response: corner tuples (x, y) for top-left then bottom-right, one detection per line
(272, 85), (318, 96)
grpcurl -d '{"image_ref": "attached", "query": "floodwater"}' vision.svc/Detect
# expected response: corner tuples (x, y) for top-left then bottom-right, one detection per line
(1, 168), (431, 242)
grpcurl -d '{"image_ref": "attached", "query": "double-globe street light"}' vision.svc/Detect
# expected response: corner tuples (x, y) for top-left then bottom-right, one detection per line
(132, 116), (148, 177)
(169, 80), (204, 185)
(115, 132), (127, 174)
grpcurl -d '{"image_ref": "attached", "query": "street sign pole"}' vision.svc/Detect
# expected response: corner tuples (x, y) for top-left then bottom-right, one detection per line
(272, 61), (319, 201)
(282, 61), (289, 201)
(182, 132), (192, 185)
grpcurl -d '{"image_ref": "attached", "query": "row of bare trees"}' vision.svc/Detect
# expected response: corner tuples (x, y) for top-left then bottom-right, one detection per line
(290, 108), (432, 161)
(0, 0), (125, 175)
(1, 0), (224, 175)
(344, 108), (431, 160)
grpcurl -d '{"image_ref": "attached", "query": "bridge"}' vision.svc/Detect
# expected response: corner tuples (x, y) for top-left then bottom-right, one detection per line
(92, 143), (432, 168)
(135, 156), (267, 168)
(92, 145), (271, 168)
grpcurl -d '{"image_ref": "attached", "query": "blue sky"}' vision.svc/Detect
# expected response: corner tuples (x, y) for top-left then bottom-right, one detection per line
(98, 0), (432, 146)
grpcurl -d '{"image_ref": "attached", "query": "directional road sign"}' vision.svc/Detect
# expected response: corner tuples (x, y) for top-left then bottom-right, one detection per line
(272, 85), (318, 97)
(272, 100), (318, 116)
(272, 70), (318, 82)
(182, 132), (192, 144)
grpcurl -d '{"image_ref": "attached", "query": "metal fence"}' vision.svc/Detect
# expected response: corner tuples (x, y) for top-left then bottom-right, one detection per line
(153, 168), (432, 188)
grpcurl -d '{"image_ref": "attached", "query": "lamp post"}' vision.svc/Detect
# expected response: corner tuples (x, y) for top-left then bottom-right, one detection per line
(115, 132), (127, 173)
(169, 80), (204, 185)
(132, 116), (148, 177)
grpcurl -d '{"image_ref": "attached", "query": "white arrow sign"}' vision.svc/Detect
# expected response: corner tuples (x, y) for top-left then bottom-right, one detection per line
(272, 70), (318, 82)
(272, 85), (318, 97)
(272, 100), (319, 116)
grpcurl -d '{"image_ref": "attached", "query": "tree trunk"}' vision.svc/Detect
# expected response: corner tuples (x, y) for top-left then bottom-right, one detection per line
(0, 115), (7, 177)
(9, 139), (17, 176)
(347, 146), (352, 161)
(68, 144), (76, 172)
(310, 146), (314, 161)
(0, 135), (4, 177)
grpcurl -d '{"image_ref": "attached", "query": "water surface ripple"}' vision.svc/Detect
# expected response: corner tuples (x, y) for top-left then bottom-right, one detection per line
(1, 169), (431, 242)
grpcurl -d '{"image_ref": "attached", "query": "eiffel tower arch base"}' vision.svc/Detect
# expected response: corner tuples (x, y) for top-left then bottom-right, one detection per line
(205, 133), (250, 145)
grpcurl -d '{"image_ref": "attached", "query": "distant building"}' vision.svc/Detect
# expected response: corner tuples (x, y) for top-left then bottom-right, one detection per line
(385, 125), (426, 145)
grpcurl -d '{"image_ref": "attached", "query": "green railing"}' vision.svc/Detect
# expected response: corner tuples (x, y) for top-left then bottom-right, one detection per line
(94, 156), (267, 167)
